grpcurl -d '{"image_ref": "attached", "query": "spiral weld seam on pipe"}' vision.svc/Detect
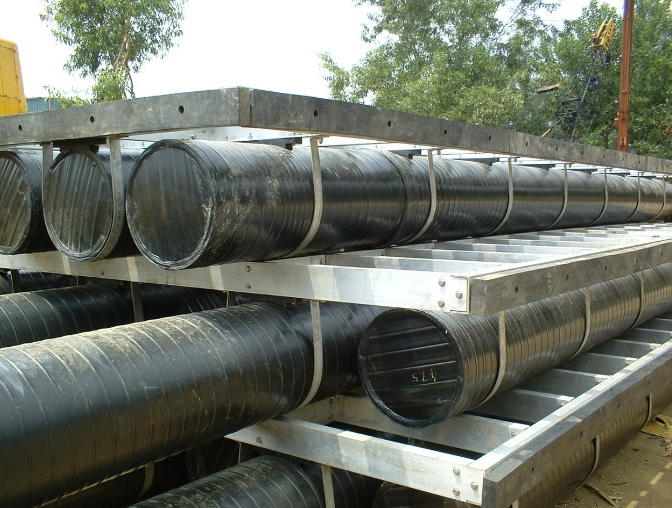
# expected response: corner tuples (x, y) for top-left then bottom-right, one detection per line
(42, 147), (142, 262)
(0, 150), (54, 255)
(0, 283), (194, 348)
(124, 140), (672, 270)
(129, 454), (381, 508)
(0, 301), (382, 508)
(358, 262), (672, 428)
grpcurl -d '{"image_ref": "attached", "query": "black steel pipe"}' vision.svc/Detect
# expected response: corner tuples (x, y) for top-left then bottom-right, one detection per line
(592, 173), (639, 225)
(411, 158), (508, 241)
(125, 140), (429, 268)
(43, 147), (140, 261)
(550, 168), (606, 228)
(126, 141), (671, 269)
(0, 271), (70, 294)
(130, 455), (380, 508)
(0, 283), (191, 348)
(359, 263), (672, 427)
(0, 301), (381, 507)
(490, 162), (566, 234)
(0, 150), (53, 254)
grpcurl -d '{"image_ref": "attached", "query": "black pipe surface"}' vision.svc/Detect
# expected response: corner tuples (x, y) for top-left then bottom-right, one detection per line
(358, 263), (672, 427)
(43, 147), (140, 261)
(0, 150), (53, 254)
(130, 455), (380, 508)
(126, 141), (671, 269)
(0, 301), (381, 507)
(0, 283), (192, 348)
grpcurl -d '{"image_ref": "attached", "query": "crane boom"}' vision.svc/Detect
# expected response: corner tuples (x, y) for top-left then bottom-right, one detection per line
(615, 0), (634, 152)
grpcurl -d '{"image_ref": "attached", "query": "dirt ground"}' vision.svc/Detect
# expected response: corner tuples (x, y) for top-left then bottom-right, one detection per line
(555, 401), (672, 508)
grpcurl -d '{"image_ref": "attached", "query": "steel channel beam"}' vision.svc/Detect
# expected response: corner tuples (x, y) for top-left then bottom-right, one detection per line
(478, 339), (672, 508)
(0, 87), (670, 173)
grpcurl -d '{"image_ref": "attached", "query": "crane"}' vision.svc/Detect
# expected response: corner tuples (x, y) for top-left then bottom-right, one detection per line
(615, 0), (634, 152)
(542, 18), (617, 141)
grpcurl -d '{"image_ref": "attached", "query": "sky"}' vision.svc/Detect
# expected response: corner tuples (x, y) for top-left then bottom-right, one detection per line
(1, 0), (625, 100)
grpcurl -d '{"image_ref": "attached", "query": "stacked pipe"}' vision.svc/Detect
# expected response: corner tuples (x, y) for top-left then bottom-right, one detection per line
(124, 140), (672, 269)
(0, 150), (53, 254)
(357, 262), (672, 427)
(42, 147), (141, 260)
(370, 377), (672, 508)
(0, 283), (192, 348)
(0, 301), (381, 507)
(0, 270), (70, 295)
(130, 455), (380, 508)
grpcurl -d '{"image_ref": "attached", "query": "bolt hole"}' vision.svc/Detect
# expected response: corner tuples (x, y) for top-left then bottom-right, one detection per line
(531, 467), (535, 475)
(443, 129), (447, 135)
(18, 124), (23, 131)
(525, 141), (529, 147)
(565, 274), (569, 281)
(604, 266), (608, 272)
(514, 286), (519, 294)
(178, 105), (185, 114)
(580, 431), (584, 437)
(89, 115), (95, 123)
(387, 120), (392, 127)
(313, 109), (319, 117)
(488, 135), (492, 141)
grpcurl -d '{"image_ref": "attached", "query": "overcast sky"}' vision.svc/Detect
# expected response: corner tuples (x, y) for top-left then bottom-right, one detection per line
(1, 0), (625, 100)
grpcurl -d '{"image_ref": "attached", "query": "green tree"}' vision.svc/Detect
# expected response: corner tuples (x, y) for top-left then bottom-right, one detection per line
(321, 0), (557, 128)
(42, 0), (185, 102)
(536, 0), (672, 157)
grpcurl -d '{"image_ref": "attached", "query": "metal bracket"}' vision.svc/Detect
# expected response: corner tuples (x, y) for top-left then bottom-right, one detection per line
(631, 270), (647, 329)
(490, 158), (515, 235)
(590, 170), (610, 226)
(480, 311), (508, 404)
(652, 176), (669, 221)
(130, 282), (145, 322)
(41, 142), (54, 191)
(92, 136), (126, 260)
(290, 136), (324, 256)
(587, 435), (601, 477)
(9, 269), (22, 293)
(546, 164), (570, 230)
(298, 299), (324, 408)
(321, 464), (336, 508)
(408, 148), (439, 242)
(570, 287), (593, 359)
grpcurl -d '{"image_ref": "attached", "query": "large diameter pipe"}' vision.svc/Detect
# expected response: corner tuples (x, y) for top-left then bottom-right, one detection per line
(359, 264), (672, 427)
(125, 140), (429, 268)
(131, 455), (380, 508)
(411, 158), (508, 240)
(43, 147), (140, 261)
(0, 150), (53, 254)
(0, 301), (381, 507)
(0, 283), (192, 348)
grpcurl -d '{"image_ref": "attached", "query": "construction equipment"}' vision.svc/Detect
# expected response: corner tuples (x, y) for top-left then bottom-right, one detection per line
(543, 18), (617, 141)
(0, 38), (27, 116)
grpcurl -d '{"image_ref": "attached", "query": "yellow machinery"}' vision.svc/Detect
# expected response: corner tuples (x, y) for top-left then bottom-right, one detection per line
(0, 38), (27, 116)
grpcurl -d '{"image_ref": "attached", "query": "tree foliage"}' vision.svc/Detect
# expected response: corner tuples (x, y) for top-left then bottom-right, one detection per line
(321, 0), (557, 127)
(323, 0), (672, 158)
(42, 0), (185, 101)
